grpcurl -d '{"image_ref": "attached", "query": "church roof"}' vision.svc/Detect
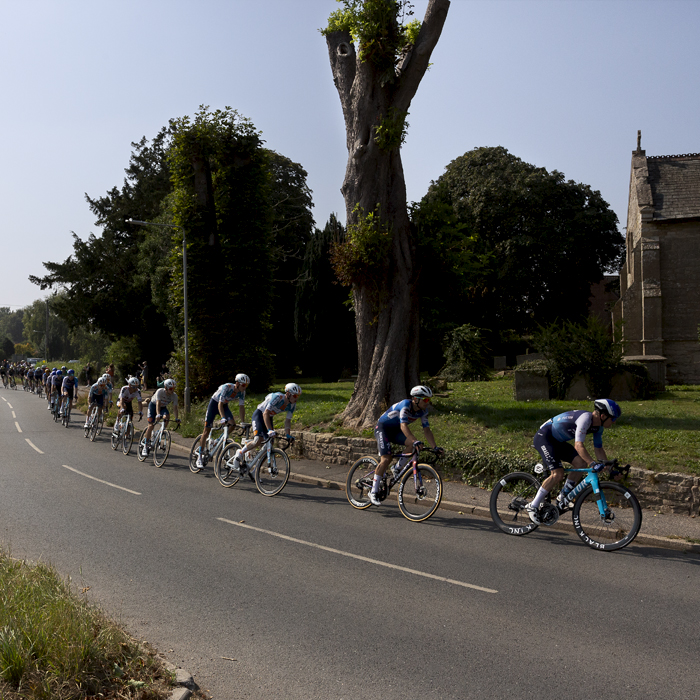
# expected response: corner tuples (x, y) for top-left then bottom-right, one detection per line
(646, 153), (700, 221)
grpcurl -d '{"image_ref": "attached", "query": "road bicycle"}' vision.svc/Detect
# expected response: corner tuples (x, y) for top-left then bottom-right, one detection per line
(83, 404), (104, 441)
(51, 393), (61, 422)
(489, 459), (643, 551)
(215, 430), (294, 496)
(1, 373), (7, 389)
(111, 410), (141, 455)
(138, 416), (181, 467)
(188, 420), (237, 474)
(346, 444), (444, 522)
(60, 394), (73, 428)
(9, 374), (16, 390)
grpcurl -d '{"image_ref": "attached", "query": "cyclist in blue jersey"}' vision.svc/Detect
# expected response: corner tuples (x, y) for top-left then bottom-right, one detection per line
(230, 382), (302, 476)
(369, 385), (443, 506)
(525, 398), (622, 524)
(60, 369), (78, 415)
(195, 374), (251, 469)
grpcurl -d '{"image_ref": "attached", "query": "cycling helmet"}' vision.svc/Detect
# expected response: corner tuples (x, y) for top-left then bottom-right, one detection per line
(97, 377), (106, 386)
(410, 385), (433, 399)
(164, 378), (176, 389)
(56, 370), (62, 377)
(594, 398), (622, 422)
(285, 382), (302, 396)
(61, 365), (66, 371)
(52, 367), (57, 372)
(68, 369), (74, 376)
(235, 373), (250, 385)
(128, 376), (139, 387)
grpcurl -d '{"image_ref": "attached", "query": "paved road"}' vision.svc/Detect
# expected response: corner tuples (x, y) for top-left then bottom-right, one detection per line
(1, 388), (699, 699)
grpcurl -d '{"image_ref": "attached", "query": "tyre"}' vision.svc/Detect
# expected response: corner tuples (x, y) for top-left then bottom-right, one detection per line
(189, 435), (204, 473)
(97, 412), (104, 436)
(83, 410), (93, 439)
(89, 414), (100, 442)
(110, 422), (121, 450)
(490, 471), (542, 536)
(215, 442), (243, 487)
(64, 403), (71, 428)
(255, 447), (291, 496)
(572, 481), (643, 551)
(345, 455), (378, 510)
(137, 431), (148, 462)
(397, 463), (443, 522)
(153, 429), (171, 467)
(122, 422), (134, 455)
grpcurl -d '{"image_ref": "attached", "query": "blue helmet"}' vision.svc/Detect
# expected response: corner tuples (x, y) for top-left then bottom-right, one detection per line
(68, 369), (74, 376)
(594, 399), (621, 422)
(56, 370), (62, 376)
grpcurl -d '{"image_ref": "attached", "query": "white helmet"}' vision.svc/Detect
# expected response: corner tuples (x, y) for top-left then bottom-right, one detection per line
(164, 378), (176, 390)
(410, 385), (433, 399)
(128, 376), (140, 387)
(285, 382), (302, 396)
(97, 377), (106, 387)
(235, 373), (250, 385)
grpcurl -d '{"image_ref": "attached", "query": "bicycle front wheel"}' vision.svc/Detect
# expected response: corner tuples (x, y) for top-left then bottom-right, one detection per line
(64, 402), (71, 428)
(490, 472), (541, 536)
(345, 455), (378, 510)
(153, 430), (171, 467)
(255, 448), (290, 496)
(110, 423), (120, 450)
(398, 464), (442, 522)
(122, 422), (134, 455)
(215, 442), (243, 487)
(136, 431), (148, 462)
(572, 482), (642, 551)
(89, 413), (100, 441)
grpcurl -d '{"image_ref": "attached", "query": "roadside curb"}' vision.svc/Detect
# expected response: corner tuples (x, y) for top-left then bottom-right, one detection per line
(161, 659), (198, 700)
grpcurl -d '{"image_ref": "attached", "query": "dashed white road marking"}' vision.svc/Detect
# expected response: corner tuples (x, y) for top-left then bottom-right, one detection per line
(217, 518), (498, 593)
(62, 465), (142, 495)
(25, 439), (44, 454)
(15, 422), (22, 433)
(7, 403), (13, 409)
(12, 411), (16, 418)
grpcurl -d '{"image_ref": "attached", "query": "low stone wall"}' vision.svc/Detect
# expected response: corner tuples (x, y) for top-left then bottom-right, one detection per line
(289, 430), (700, 516)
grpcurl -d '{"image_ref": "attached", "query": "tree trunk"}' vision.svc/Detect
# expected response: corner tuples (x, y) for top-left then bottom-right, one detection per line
(326, 0), (450, 429)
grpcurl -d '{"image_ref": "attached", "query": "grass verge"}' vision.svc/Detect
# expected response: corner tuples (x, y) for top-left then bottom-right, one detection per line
(0, 550), (178, 699)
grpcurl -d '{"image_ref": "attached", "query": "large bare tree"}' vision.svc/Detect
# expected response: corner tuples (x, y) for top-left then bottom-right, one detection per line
(324, 0), (450, 428)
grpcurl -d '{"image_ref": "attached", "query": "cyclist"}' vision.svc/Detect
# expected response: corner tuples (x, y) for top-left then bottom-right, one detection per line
(113, 376), (143, 432)
(369, 385), (443, 506)
(141, 378), (179, 457)
(59, 369), (78, 416)
(230, 382), (300, 476)
(525, 398), (622, 523)
(101, 373), (114, 415)
(49, 369), (63, 411)
(195, 373), (251, 469)
(85, 376), (109, 428)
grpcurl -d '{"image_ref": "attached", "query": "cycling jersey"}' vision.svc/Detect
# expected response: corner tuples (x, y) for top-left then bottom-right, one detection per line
(376, 399), (430, 430)
(119, 385), (142, 404)
(543, 410), (604, 449)
(152, 387), (178, 407)
(257, 392), (295, 418)
(61, 376), (78, 391)
(89, 383), (108, 402)
(212, 383), (246, 406)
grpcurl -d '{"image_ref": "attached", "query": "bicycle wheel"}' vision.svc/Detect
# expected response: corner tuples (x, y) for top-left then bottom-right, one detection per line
(398, 463), (443, 522)
(83, 409), (93, 439)
(345, 455), (378, 510)
(189, 435), (204, 473)
(153, 429), (171, 467)
(255, 448), (291, 496)
(215, 441), (243, 487)
(64, 401), (71, 428)
(89, 413), (100, 442)
(489, 472), (542, 536)
(110, 421), (121, 450)
(572, 481), (643, 551)
(96, 412), (104, 436)
(122, 421), (134, 455)
(137, 431), (148, 462)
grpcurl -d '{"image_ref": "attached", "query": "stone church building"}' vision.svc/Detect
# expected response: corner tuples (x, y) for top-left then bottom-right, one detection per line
(612, 133), (700, 385)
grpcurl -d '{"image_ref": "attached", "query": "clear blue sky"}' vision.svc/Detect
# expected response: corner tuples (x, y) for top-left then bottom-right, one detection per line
(2, 0), (698, 309)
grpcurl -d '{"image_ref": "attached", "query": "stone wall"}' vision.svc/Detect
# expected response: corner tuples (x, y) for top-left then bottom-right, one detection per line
(289, 430), (699, 515)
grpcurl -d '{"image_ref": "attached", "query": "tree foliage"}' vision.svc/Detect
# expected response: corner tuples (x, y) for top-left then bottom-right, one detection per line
(415, 146), (624, 348)
(0, 308), (25, 345)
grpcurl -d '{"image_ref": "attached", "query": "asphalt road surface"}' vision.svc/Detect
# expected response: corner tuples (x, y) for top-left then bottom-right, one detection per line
(1, 388), (698, 699)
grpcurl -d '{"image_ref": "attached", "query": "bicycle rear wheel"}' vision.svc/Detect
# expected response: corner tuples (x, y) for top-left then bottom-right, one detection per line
(255, 448), (290, 496)
(490, 472), (541, 536)
(122, 422), (134, 455)
(572, 482), (642, 551)
(345, 455), (378, 510)
(215, 442), (243, 487)
(189, 435), (204, 473)
(398, 464), (442, 522)
(153, 430), (171, 467)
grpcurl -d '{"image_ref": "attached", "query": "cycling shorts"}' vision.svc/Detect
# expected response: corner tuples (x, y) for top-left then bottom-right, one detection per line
(121, 400), (135, 418)
(90, 394), (104, 407)
(205, 397), (233, 428)
(251, 408), (269, 439)
(533, 423), (578, 471)
(374, 424), (407, 456)
(147, 401), (169, 424)
(63, 387), (75, 400)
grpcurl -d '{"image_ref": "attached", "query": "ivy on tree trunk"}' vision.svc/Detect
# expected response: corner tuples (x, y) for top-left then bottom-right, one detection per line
(325, 0), (450, 428)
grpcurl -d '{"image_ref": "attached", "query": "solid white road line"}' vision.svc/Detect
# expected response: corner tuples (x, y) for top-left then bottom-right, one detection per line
(62, 465), (142, 495)
(15, 422), (22, 433)
(25, 439), (44, 454)
(217, 518), (498, 593)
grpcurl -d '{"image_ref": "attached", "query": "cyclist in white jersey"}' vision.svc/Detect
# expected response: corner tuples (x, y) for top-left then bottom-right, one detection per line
(141, 379), (179, 456)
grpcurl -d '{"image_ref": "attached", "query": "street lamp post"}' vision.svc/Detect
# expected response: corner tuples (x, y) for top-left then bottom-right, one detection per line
(126, 219), (190, 414)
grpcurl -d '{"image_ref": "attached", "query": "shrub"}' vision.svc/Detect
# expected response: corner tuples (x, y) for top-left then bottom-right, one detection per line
(440, 324), (491, 382)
